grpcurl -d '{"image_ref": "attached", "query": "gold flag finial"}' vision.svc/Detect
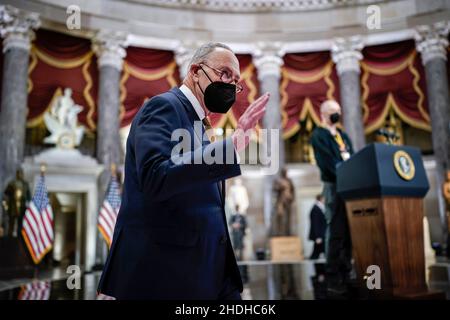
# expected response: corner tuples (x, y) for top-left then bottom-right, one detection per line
(40, 163), (47, 176)
(110, 163), (117, 177)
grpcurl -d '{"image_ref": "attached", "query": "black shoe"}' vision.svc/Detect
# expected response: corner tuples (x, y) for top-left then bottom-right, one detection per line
(326, 276), (349, 299)
(327, 283), (347, 295)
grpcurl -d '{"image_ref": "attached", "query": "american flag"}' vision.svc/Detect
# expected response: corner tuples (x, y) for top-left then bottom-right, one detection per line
(98, 175), (121, 247)
(21, 174), (54, 264)
(18, 281), (51, 300)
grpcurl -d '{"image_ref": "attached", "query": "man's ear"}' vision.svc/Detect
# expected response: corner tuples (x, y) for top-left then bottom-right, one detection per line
(190, 64), (200, 81)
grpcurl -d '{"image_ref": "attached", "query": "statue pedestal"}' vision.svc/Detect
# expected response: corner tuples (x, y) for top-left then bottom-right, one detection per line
(0, 237), (35, 279)
(269, 236), (303, 261)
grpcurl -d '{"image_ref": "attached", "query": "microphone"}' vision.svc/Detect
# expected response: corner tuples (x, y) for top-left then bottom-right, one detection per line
(376, 128), (399, 144)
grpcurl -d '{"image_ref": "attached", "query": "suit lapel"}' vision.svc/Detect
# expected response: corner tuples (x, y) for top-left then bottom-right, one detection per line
(170, 87), (203, 146)
(170, 87), (225, 206)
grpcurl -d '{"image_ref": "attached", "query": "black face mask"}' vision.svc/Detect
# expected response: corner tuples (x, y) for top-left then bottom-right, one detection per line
(330, 112), (340, 124)
(198, 66), (236, 114)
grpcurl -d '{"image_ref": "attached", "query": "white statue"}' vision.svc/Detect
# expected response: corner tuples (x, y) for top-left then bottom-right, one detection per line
(43, 88), (85, 149)
(227, 178), (249, 214)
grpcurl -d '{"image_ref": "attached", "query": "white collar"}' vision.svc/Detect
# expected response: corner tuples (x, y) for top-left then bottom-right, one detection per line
(316, 200), (325, 212)
(179, 84), (205, 121)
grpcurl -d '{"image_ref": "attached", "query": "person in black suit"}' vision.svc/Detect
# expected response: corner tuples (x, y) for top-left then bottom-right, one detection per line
(229, 205), (247, 261)
(310, 100), (354, 295)
(309, 194), (326, 260)
(229, 205), (249, 283)
(97, 43), (269, 300)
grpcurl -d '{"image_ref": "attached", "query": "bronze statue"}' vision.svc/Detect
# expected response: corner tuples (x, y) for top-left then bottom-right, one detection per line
(271, 168), (299, 299)
(2, 169), (31, 238)
(273, 167), (295, 236)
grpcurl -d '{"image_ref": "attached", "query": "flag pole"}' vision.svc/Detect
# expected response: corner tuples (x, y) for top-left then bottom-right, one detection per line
(34, 164), (47, 279)
(40, 163), (46, 177)
(110, 163), (116, 178)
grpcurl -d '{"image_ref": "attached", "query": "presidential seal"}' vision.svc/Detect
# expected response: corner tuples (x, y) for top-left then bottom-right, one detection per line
(393, 150), (415, 181)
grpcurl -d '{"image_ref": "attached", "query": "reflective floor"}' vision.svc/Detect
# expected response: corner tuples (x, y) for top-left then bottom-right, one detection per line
(0, 260), (449, 300)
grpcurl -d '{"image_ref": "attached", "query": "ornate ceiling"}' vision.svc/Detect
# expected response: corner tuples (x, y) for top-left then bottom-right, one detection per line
(2, 0), (449, 53)
(128, 0), (382, 13)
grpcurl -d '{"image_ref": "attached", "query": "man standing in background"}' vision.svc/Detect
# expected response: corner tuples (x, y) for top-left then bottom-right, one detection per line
(309, 194), (326, 260)
(311, 100), (354, 295)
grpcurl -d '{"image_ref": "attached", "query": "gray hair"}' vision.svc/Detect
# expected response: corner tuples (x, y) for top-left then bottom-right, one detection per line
(188, 42), (233, 69)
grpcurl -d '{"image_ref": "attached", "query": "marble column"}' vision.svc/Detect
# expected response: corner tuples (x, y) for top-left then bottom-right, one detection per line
(415, 21), (450, 245)
(92, 31), (127, 170)
(253, 47), (284, 232)
(331, 36), (366, 152)
(254, 46), (284, 298)
(0, 6), (40, 224)
(92, 31), (127, 266)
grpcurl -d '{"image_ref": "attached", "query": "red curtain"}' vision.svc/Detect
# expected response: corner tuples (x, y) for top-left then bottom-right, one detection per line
(361, 40), (430, 133)
(27, 29), (98, 131)
(120, 46), (179, 127)
(122, 53), (261, 130)
(23, 30), (435, 139)
(281, 51), (340, 138)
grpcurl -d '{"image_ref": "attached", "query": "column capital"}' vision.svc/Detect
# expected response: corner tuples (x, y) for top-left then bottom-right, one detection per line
(174, 43), (194, 79)
(92, 30), (128, 71)
(0, 5), (40, 53)
(414, 21), (450, 65)
(252, 42), (284, 81)
(331, 36), (364, 76)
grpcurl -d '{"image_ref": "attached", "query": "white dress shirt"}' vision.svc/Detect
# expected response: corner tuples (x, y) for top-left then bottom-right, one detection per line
(179, 84), (205, 121)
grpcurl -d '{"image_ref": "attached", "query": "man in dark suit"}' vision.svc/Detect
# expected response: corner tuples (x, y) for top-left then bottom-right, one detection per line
(97, 43), (269, 300)
(229, 205), (247, 261)
(310, 100), (354, 295)
(309, 194), (326, 260)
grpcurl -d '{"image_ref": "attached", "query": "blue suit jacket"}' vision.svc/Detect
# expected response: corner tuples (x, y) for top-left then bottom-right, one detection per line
(97, 87), (243, 299)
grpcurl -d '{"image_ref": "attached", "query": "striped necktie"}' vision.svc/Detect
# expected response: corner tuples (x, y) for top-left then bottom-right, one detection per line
(202, 117), (224, 204)
(202, 117), (216, 143)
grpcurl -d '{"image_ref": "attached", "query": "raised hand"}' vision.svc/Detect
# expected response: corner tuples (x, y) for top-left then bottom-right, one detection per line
(232, 92), (270, 152)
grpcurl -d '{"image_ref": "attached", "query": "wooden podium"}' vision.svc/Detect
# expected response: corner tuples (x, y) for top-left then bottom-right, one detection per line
(336, 143), (442, 299)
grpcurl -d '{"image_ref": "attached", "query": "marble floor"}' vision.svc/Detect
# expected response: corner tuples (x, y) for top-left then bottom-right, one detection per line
(1, 258), (449, 300)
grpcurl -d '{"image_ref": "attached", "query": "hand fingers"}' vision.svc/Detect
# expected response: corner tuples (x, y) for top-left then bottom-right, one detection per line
(246, 98), (268, 121)
(254, 93), (270, 108)
(252, 94), (270, 112)
(238, 93), (269, 130)
(255, 95), (270, 110)
(248, 106), (266, 127)
(251, 99), (268, 117)
(252, 92), (270, 106)
(245, 101), (266, 120)
(250, 105), (266, 122)
(247, 93), (269, 114)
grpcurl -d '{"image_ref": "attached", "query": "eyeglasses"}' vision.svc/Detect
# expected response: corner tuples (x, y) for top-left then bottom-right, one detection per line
(200, 63), (243, 93)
